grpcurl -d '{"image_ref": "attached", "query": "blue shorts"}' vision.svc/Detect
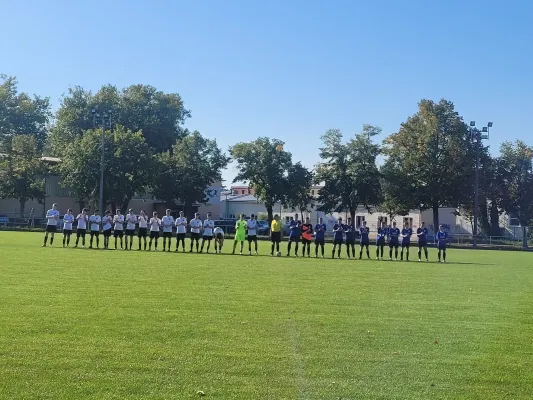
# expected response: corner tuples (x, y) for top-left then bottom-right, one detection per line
(402, 241), (410, 248)
(418, 240), (427, 247)
(438, 242), (447, 250)
(389, 239), (399, 247)
(289, 235), (300, 242)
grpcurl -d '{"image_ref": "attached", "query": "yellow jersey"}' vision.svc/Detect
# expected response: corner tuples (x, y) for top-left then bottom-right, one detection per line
(271, 220), (282, 232)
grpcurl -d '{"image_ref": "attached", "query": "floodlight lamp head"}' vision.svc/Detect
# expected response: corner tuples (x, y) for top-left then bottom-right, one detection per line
(487, 122), (493, 127)
(470, 121), (476, 127)
(482, 127), (488, 132)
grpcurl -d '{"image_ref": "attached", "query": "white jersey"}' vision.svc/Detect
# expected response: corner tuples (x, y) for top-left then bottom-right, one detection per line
(113, 214), (124, 230)
(138, 215), (148, 229)
(149, 217), (161, 232)
(89, 215), (101, 231)
(125, 214), (137, 230)
(162, 215), (174, 233)
(213, 227), (224, 237)
(63, 214), (74, 230)
(46, 209), (60, 226)
(76, 214), (88, 230)
(203, 219), (215, 236)
(102, 216), (113, 231)
(190, 218), (202, 234)
(247, 220), (257, 236)
(175, 217), (187, 234)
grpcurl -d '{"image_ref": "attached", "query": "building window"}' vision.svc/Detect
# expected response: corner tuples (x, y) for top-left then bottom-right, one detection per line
(509, 213), (520, 226)
(403, 217), (413, 227)
(285, 216), (290, 223)
(241, 190), (245, 194)
(311, 190), (315, 195)
(356, 216), (365, 227)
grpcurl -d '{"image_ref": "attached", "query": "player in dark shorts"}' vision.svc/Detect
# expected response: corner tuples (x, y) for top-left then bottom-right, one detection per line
(332, 217), (344, 259)
(376, 221), (387, 260)
(388, 221), (400, 260)
(137, 210), (148, 251)
(359, 221), (370, 259)
(270, 214), (282, 256)
(74, 208), (89, 248)
(344, 217), (356, 259)
(287, 214), (301, 257)
(102, 210), (113, 250)
(301, 217), (314, 257)
(314, 217), (327, 258)
(417, 222), (429, 262)
(400, 222), (413, 261)
(435, 225), (448, 263)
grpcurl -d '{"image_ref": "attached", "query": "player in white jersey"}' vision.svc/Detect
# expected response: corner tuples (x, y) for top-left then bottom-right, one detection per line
(189, 212), (203, 253)
(42, 203), (60, 247)
(89, 209), (101, 249)
(124, 209), (137, 250)
(161, 209), (174, 252)
(200, 212), (215, 253)
(137, 210), (148, 250)
(102, 210), (113, 250)
(246, 214), (259, 255)
(213, 226), (224, 254)
(74, 208), (89, 248)
(62, 209), (75, 247)
(148, 211), (161, 251)
(174, 211), (187, 252)
(113, 209), (125, 250)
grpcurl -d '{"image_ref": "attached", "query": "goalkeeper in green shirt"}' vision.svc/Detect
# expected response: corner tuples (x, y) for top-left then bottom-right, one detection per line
(232, 214), (247, 255)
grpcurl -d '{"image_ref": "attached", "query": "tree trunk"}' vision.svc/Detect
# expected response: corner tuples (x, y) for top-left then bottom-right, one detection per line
(480, 200), (490, 234)
(19, 199), (26, 219)
(522, 225), (528, 249)
(266, 203), (273, 225)
(432, 204), (439, 233)
(350, 207), (356, 228)
(110, 202), (116, 213)
(184, 200), (193, 221)
(121, 197), (132, 215)
(489, 200), (500, 236)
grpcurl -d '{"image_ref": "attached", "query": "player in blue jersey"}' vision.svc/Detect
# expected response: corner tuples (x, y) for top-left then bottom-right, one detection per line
(435, 225), (448, 262)
(388, 221), (400, 260)
(332, 217), (344, 259)
(359, 220), (371, 259)
(416, 221), (429, 261)
(314, 217), (327, 258)
(376, 220), (387, 260)
(287, 214), (301, 257)
(344, 217), (356, 259)
(400, 221), (413, 261)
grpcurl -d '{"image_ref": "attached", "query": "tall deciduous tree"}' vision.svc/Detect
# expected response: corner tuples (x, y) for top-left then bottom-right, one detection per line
(378, 165), (412, 222)
(230, 138), (293, 223)
(51, 84), (190, 153)
(153, 131), (229, 219)
(284, 162), (314, 217)
(0, 75), (51, 151)
(57, 126), (154, 212)
(383, 99), (476, 230)
(498, 140), (533, 248)
(0, 135), (45, 217)
(316, 128), (382, 226)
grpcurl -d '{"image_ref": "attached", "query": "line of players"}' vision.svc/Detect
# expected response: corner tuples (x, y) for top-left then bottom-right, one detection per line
(42, 204), (226, 253)
(41, 205), (449, 262)
(280, 214), (449, 262)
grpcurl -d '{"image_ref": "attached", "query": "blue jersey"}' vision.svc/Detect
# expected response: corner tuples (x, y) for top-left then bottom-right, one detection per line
(344, 225), (356, 242)
(417, 227), (428, 242)
(388, 227), (400, 241)
(377, 227), (387, 242)
(401, 228), (413, 242)
(314, 224), (326, 241)
(333, 223), (344, 241)
(435, 231), (448, 244)
(289, 219), (301, 237)
(359, 227), (370, 243)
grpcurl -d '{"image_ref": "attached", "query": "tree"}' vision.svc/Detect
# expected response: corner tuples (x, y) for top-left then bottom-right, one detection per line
(230, 138), (293, 223)
(57, 126), (155, 212)
(383, 99), (476, 230)
(498, 140), (533, 248)
(152, 131), (230, 219)
(0, 75), (51, 151)
(316, 128), (382, 226)
(50, 84), (190, 154)
(378, 165), (412, 222)
(0, 135), (45, 217)
(284, 162), (314, 217)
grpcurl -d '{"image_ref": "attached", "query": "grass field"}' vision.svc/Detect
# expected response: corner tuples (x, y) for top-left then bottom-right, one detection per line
(1, 232), (532, 400)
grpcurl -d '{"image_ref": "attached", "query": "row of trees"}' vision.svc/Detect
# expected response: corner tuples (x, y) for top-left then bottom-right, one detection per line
(1, 75), (533, 246)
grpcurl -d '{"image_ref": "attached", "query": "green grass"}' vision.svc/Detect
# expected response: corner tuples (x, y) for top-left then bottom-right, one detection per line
(0, 232), (532, 400)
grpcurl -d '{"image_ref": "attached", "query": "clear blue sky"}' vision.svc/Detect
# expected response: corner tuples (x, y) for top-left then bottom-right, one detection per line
(2, 0), (532, 186)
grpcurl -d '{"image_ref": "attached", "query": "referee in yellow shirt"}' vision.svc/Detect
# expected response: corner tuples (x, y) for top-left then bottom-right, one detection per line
(270, 214), (282, 256)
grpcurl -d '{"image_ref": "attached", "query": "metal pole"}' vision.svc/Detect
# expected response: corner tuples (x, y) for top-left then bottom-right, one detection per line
(99, 119), (105, 217)
(473, 131), (479, 248)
